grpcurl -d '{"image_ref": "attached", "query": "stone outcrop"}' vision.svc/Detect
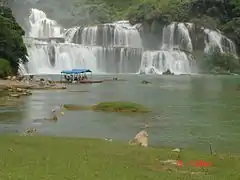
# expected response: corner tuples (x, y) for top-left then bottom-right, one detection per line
(129, 129), (148, 147)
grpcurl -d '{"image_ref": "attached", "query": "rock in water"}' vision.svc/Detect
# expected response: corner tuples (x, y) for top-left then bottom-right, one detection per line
(141, 80), (151, 84)
(162, 69), (174, 75)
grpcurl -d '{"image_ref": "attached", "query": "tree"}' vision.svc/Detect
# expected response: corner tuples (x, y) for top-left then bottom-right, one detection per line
(0, 6), (28, 76)
(0, 58), (11, 78)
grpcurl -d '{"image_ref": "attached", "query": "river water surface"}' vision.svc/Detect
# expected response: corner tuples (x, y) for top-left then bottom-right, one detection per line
(0, 74), (239, 153)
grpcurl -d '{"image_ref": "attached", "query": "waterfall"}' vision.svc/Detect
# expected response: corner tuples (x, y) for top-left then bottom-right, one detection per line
(19, 8), (238, 75)
(138, 22), (194, 75)
(139, 50), (194, 75)
(28, 8), (63, 38)
(24, 40), (97, 74)
(204, 29), (237, 56)
(21, 8), (99, 75)
(138, 22), (238, 75)
(66, 21), (143, 73)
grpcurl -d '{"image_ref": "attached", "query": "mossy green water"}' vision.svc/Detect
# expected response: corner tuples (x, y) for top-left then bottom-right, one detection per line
(0, 135), (240, 179)
(64, 101), (151, 113)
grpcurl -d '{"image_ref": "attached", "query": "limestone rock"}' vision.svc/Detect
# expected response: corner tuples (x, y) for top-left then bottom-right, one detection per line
(129, 130), (148, 147)
(172, 148), (181, 152)
(16, 88), (24, 92)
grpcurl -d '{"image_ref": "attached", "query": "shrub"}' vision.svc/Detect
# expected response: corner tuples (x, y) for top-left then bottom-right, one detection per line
(0, 58), (12, 78)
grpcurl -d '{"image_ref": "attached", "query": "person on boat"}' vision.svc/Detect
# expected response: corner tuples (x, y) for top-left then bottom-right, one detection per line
(70, 75), (73, 82)
(80, 75), (84, 80)
(65, 75), (70, 82)
(83, 73), (88, 80)
(80, 75), (82, 81)
(74, 76), (78, 81)
(29, 75), (34, 81)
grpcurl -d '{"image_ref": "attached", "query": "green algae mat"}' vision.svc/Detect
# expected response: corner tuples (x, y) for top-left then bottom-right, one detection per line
(0, 135), (240, 180)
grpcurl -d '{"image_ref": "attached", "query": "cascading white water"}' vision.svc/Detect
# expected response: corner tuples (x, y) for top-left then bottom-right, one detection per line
(28, 8), (62, 38)
(139, 50), (193, 75)
(138, 22), (238, 75)
(20, 9), (238, 75)
(139, 22), (194, 75)
(65, 20), (143, 73)
(204, 29), (237, 56)
(89, 47), (142, 73)
(67, 21), (142, 48)
(21, 8), (99, 75)
(24, 39), (97, 74)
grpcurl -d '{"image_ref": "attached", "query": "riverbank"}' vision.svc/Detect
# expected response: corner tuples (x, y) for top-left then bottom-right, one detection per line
(0, 135), (239, 179)
(0, 79), (66, 91)
(0, 79), (31, 90)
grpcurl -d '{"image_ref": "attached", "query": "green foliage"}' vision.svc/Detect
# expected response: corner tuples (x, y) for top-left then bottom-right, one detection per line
(70, 0), (113, 25)
(0, 7), (28, 75)
(126, 0), (190, 25)
(0, 58), (12, 78)
(92, 101), (151, 113)
(187, 0), (240, 52)
(190, 16), (219, 29)
(123, 0), (240, 53)
(202, 47), (240, 74)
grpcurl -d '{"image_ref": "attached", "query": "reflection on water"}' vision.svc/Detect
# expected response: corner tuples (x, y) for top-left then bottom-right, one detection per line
(0, 75), (240, 153)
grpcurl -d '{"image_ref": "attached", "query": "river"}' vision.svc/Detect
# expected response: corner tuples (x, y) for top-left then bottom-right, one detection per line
(0, 74), (239, 153)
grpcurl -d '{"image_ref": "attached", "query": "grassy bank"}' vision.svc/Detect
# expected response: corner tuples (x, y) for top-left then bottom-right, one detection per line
(0, 135), (240, 179)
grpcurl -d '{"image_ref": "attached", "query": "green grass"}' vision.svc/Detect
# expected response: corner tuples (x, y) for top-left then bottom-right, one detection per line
(64, 101), (151, 113)
(0, 135), (240, 179)
(92, 101), (150, 113)
(63, 104), (92, 111)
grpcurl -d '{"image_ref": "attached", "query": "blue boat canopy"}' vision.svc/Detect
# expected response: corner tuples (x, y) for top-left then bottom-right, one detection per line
(61, 70), (73, 74)
(61, 69), (92, 74)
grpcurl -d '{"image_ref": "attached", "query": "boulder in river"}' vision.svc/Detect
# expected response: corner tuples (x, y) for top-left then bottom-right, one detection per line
(141, 80), (151, 84)
(162, 69), (174, 75)
(8, 87), (32, 97)
(128, 129), (148, 147)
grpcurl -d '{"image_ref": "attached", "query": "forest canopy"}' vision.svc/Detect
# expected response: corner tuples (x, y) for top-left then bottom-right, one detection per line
(0, 6), (28, 77)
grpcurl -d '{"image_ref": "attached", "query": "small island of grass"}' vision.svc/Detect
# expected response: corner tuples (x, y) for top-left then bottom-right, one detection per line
(63, 101), (151, 113)
(92, 101), (150, 113)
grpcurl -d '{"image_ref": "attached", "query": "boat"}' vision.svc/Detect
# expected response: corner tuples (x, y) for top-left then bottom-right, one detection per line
(60, 69), (103, 84)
